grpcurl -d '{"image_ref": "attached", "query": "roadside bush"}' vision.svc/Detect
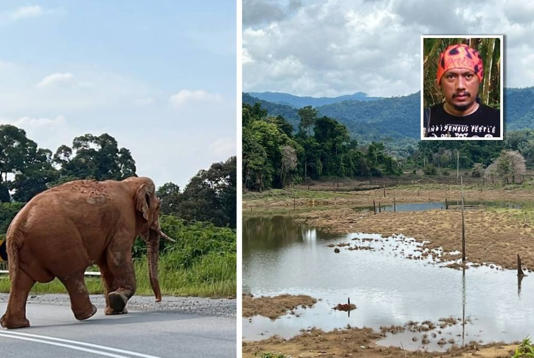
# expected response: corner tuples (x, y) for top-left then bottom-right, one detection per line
(423, 164), (437, 175)
(0, 202), (25, 234)
(160, 215), (235, 270)
(472, 163), (485, 178)
(513, 338), (534, 357)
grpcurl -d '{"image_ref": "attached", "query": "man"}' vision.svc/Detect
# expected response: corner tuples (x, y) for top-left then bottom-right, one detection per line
(424, 43), (500, 138)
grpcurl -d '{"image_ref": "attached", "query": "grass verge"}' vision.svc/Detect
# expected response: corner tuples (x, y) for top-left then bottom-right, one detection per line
(0, 216), (236, 298)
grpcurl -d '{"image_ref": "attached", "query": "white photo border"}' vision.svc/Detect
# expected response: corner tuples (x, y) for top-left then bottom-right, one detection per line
(420, 34), (504, 141)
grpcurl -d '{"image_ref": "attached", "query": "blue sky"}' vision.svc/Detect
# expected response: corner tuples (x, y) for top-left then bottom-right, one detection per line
(0, 1), (236, 188)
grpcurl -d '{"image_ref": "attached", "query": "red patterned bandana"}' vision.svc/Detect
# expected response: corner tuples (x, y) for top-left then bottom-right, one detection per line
(436, 44), (484, 84)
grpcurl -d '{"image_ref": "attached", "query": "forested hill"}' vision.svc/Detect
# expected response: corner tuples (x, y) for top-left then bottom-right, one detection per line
(242, 92), (419, 143)
(248, 91), (379, 107)
(505, 87), (534, 131)
(317, 92), (419, 140)
(244, 87), (534, 144)
(243, 93), (300, 127)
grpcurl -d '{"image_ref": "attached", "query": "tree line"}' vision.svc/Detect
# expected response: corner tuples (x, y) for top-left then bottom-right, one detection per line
(0, 124), (236, 230)
(242, 103), (401, 191)
(410, 129), (534, 175)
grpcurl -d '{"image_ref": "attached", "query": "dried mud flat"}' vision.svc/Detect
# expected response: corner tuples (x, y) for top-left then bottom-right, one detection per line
(296, 207), (534, 270)
(243, 294), (317, 320)
(244, 186), (534, 211)
(242, 327), (516, 358)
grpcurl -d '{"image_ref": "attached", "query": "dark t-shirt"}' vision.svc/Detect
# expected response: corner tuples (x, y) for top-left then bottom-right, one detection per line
(424, 104), (500, 138)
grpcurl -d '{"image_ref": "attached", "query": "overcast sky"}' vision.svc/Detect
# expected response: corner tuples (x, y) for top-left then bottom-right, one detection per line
(243, 0), (534, 97)
(0, 1), (235, 189)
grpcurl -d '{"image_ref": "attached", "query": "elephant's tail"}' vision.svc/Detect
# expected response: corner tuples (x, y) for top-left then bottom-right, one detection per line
(5, 228), (22, 284)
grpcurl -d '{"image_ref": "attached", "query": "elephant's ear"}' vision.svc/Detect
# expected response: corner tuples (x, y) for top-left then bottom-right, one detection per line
(136, 184), (151, 221)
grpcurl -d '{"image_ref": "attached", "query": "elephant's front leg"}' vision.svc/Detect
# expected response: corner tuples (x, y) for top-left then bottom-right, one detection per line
(102, 244), (136, 315)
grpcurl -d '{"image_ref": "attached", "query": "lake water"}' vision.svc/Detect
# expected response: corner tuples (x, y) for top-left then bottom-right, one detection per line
(243, 216), (534, 351)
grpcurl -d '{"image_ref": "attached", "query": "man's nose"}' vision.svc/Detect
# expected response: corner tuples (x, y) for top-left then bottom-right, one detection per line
(456, 76), (466, 89)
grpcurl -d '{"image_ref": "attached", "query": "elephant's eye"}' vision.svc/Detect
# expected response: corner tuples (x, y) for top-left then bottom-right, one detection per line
(145, 193), (151, 207)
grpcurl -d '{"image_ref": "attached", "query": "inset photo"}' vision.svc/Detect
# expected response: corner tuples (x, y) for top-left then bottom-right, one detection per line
(421, 35), (503, 140)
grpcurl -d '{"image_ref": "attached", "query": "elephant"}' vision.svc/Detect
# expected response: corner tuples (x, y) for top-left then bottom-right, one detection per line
(0, 176), (173, 329)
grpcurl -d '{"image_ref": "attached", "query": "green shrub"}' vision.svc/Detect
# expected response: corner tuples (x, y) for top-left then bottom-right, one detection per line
(0, 202), (25, 234)
(514, 338), (534, 357)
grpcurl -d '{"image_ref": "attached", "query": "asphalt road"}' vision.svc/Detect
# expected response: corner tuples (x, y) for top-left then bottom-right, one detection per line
(0, 297), (236, 358)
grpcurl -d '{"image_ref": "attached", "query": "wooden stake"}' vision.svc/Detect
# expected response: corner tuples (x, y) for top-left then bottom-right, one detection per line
(373, 200), (376, 214)
(461, 177), (465, 263)
(518, 254), (525, 277)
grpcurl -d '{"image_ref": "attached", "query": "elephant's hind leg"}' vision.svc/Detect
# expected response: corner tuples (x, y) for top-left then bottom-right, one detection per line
(0, 269), (35, 329)
(60, 272), (97, 321)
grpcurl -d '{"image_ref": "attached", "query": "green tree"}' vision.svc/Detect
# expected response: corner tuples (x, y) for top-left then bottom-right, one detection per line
(0, 125), (59, 201)
(298, 106), (318, 137)
(57, 133), (136, 180)
(156, 182), (181, 215)
(162, 157), (236, 228)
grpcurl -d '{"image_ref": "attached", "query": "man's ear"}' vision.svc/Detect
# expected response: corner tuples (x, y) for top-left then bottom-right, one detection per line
(434, 79), (440, 91)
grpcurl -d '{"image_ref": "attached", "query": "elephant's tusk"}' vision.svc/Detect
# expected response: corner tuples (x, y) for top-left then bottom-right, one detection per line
(158, 230), (176, 243)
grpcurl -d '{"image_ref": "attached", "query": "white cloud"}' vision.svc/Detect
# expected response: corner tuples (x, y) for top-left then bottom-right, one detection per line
(169, 90), (222, 108)
(36, 73), (75, 88)
(0, 115), (74, 153)
(243, 0), (534, 96)
(9, 5), (43, 20)
(209, 137), (236, 158)
(10, 115), (66, 128)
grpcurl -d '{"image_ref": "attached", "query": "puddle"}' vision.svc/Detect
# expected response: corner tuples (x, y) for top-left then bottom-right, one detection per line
(243, 216), (534, 352)
(381, 201), (445, 212)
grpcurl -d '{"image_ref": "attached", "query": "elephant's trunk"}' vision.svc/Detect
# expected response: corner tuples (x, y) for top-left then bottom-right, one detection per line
(147, 229), (162, 302)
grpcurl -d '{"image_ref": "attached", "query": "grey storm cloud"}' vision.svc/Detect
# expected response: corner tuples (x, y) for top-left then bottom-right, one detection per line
(243, 0), (534, 97)
(243, 0), (302, 26)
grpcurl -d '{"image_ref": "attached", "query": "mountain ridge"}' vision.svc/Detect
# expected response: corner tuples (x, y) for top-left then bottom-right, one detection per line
(243, 88), (534, 144)
(248, 91), (380, 108)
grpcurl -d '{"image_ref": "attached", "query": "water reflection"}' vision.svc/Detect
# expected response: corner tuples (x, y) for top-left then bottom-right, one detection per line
(462, 267), (466, 347)
(243, 215), (534, 352)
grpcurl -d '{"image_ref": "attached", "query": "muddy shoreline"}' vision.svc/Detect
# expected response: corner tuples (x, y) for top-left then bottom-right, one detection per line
(243, 294), (317, 320)
(243, 326), (516, 357)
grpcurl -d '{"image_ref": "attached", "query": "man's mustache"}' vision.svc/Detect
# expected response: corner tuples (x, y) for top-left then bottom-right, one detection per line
(453, 91), (471, 98)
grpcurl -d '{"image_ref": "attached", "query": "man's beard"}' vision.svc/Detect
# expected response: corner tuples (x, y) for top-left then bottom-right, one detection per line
(452, 92), (473, 111)
(453, 103), (472, 111)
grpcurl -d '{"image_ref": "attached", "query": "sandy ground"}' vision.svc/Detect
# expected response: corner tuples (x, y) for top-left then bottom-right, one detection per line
(242, 294), (317, 320)
(296, 207), (534, 270)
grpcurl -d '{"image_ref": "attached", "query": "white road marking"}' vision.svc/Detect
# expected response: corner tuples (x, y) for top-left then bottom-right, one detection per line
(0, 331), (160, 358)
